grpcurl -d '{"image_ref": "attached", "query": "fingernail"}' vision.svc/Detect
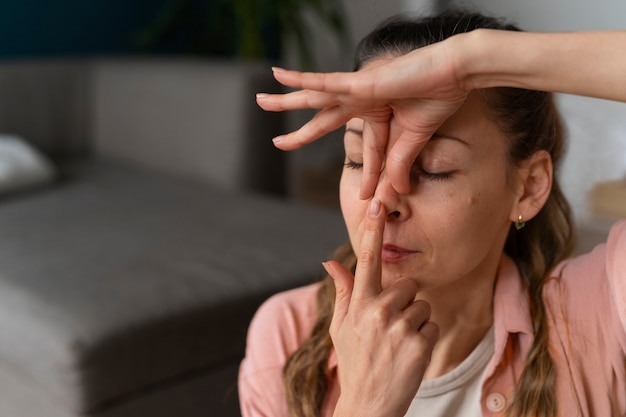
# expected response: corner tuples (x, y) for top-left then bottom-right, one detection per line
(369, 198), (381, 218)
(271, 66), (285, 73)
(256, 93), (269, 99)
(322, 261), (335, 277)
(272, 135), (285, 145)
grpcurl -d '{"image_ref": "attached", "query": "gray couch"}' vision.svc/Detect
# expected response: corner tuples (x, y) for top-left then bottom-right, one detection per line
(0, 58), (347, 417)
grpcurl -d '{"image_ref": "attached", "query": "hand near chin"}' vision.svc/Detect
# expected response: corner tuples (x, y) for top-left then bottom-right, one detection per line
(323, 198), (439, 417)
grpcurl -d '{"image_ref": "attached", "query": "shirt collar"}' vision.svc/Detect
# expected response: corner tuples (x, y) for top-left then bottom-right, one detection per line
(491, 255), (534, 366)
(493, 255), (534, 336)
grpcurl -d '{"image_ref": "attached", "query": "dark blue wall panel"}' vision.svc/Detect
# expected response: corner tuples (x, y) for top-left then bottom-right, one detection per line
(0, 0), (169, 58)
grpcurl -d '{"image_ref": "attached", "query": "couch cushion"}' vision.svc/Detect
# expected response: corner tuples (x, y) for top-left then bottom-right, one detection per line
(0, 134), (57, 196)
(0, 159), (346, 414)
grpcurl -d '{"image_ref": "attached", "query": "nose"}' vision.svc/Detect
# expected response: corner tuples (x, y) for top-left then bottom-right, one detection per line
(374, 168), (410, 222)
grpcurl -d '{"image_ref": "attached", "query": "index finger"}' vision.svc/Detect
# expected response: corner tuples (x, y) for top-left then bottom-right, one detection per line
(272, 67), (372, 97)
(352, 198), (385, 301)
(256, 89), (339, 112)
(360, 120), (389, 199)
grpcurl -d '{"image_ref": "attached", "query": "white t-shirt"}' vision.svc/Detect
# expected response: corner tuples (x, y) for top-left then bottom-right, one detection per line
(404, 326), (494, 417)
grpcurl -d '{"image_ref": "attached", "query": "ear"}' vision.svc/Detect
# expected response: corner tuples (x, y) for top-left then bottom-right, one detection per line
(509, 150), (553, 224)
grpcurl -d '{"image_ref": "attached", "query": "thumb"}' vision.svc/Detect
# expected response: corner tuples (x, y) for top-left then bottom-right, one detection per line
(386, 129), (431, 194)
(322, 261), (354, 334)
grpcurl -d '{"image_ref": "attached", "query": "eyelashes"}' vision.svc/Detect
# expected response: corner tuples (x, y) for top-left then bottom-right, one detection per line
(418, 170), (452, 181)
(344, 158), (453, 181)
(344, 159), (363, 170)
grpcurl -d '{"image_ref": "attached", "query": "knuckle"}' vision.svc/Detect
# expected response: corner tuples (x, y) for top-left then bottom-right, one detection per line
(371, 304), (391, 326)
(411, 332), (435, 355)
(306, 120), (326, 139)
(357, 248), (377, 265)
(392, 316), (412, 334)
(365, 140), (386, 156)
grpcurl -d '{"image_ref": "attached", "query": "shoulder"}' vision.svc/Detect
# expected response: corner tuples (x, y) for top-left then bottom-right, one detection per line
(605, 220), (626, 329)
(552, 219), (625, 284)
(605, 219), (626, 280)
(257, 282), (321, 318)
(545, 219), (626, 337)
(238, 283), (323, 417)
(243, 282), (322, 369)
(544, 220), (626, 415)
(249, 283), (321, 342)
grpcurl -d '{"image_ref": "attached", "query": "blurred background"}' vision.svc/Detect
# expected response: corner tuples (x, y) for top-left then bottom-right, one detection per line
(0, 0), (623, 219)
(0, 2), (623, 416)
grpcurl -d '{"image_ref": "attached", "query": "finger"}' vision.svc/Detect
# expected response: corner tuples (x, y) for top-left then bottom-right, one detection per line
(256, 90), (338, 112)
(272, 106), (352, 150)
(360, 120), (389, 200)
(401, 299), (432, 330)
(385, 130), (431, 194)
(272, 67), (355, 93)
(412, 320), (439, 372)
(323, 261), (354, 335)
(352, 198), (385, 301)
(419, 321), (440, 344)
(378, 278), (420, 313)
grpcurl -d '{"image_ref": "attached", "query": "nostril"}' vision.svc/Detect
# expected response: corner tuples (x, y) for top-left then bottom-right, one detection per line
(388, 210), (401, 219)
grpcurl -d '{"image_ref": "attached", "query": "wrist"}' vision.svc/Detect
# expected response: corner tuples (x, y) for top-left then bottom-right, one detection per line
(451, 29), (498, 91)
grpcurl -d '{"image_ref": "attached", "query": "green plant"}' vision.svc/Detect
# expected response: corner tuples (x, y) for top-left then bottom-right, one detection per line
(137, 0), (349, 69)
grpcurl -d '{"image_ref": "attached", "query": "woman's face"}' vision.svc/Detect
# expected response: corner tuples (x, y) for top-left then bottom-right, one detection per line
(340, 92), (520, 295)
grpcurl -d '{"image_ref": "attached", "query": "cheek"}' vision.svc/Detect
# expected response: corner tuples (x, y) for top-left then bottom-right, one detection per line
(422, 176), (511, 244)
(339, 173), (365, 250)
(450, 178), (513, 243)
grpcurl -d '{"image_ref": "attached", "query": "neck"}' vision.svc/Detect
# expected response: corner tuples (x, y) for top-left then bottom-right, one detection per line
(421, 269), (496, 379)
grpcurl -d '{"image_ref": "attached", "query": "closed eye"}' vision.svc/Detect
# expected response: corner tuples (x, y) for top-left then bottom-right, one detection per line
(345, 158), (453, 181)
(418, 169), (453, 181)
(344, 159), (363, 170)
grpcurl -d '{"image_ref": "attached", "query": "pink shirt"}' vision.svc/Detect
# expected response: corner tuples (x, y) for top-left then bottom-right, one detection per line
(238, 220), (626, 417)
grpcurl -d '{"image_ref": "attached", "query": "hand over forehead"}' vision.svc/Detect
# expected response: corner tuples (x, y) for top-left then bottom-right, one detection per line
(256, 48), (469, 197)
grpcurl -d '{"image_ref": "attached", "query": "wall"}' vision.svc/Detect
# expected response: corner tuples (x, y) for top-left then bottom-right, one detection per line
(452, 0), (625, 31)
(0, 0), (169, 59)
(446, 0), (626, 223)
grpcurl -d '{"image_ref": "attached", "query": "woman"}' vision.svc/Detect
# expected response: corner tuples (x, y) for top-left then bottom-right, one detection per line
(240, 10), (626, 417)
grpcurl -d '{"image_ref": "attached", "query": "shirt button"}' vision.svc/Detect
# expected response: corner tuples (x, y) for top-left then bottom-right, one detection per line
(486, 392), (507, 412)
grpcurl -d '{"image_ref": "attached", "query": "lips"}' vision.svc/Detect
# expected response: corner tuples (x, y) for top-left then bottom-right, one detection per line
(381, 244), (417, 263)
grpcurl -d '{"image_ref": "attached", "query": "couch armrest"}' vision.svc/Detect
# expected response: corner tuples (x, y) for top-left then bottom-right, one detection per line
(92, 58), (286, 194)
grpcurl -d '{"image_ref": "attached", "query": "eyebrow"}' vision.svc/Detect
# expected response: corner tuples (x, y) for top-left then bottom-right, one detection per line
(345, 127), (471, 148)
(431, 133), (471, 147)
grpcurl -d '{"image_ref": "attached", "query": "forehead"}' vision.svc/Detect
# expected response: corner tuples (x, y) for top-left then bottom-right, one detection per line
(348, 56), (509, 149)
(345, 93), (506, 151)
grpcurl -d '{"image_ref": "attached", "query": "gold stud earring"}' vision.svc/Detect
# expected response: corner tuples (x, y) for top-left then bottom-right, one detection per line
(515, 215), (525, 230)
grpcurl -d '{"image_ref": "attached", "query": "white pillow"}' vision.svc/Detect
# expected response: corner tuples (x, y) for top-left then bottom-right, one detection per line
(0, 134), (57, 196)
